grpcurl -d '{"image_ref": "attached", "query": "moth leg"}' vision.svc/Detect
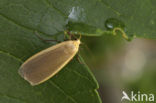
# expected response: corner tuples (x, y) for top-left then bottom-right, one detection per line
(76, 55), (84, 64)
(34, 31), (60, 43)
(64, 30), (78, 40)
(64, 30), (72, 41)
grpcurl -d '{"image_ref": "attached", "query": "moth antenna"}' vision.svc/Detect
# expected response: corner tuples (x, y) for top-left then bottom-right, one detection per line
(34, 31), (60, 43)
(64, 30), (82, 40)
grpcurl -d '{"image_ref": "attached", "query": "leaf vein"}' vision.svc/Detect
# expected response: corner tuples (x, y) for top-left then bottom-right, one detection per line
(44, 0), (68, 18)
(66, 69), (95, 88)
(0, 92), (27, 103)
(0, 13), (49, 36)
(0, 50), (23, 63)
(49, 81), (78, 103)
(100, 0), (121, 16)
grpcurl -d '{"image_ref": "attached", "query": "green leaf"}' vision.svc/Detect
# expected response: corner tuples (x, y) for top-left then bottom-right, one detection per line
(67, 0), (156, 39)
(0, 51), (101, 103)
(1, 0), (156, 39)
(0, 20), (101, 103)
(0, 0), (102, 103)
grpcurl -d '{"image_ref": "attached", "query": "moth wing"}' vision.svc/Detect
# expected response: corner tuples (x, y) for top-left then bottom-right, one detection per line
(19, 41), (79, 85)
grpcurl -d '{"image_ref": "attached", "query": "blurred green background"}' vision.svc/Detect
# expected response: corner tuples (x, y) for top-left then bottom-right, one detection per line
(81, 34), (156, 103)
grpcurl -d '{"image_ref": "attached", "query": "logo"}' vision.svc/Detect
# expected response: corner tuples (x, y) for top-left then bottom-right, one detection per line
(121, 91), (155, 102)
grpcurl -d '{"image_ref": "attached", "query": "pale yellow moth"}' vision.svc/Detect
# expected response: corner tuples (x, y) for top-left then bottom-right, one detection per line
(18, 36), (81, 86)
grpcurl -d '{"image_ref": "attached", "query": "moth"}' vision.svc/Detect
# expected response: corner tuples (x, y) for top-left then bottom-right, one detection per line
(19, 38), (81, 86)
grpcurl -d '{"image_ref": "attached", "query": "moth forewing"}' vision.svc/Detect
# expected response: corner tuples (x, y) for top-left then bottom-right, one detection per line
(19, 39), (80, 86)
